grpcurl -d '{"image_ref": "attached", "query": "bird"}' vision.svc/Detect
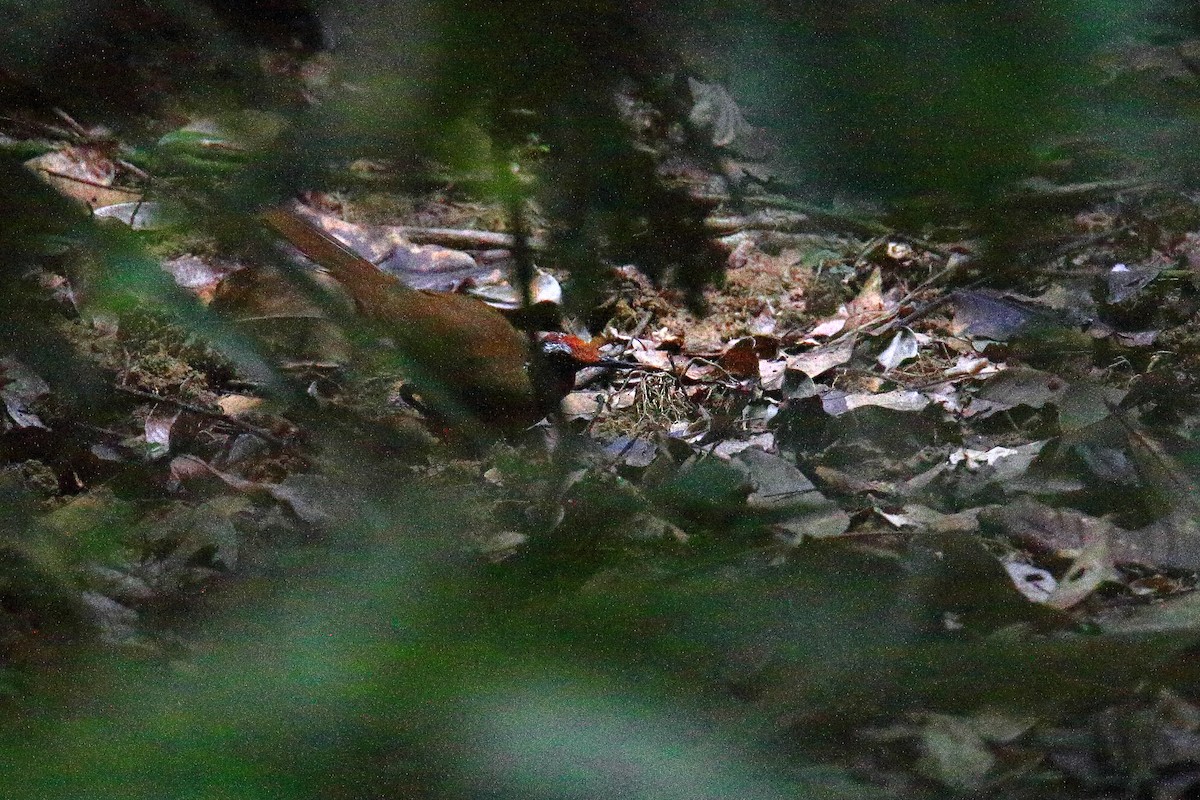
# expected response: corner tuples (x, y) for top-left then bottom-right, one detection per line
(260, 206), (633, 434)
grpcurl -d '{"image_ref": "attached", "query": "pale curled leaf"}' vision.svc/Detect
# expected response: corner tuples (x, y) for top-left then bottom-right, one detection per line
(948, 447), (1018, 470)
(785, 337), (855, 378)
(806, 318), (846, 338)
(842, 390), (929, 413)
(1004, 561), (1057, 603)
(876, 505), (981, 534)
(943, 354), (1002, 379)
(216, 395), (264, 416)
(468, 270), (562, 308)
(759, 359), (786, 391)
(161, 255), (240, 302)
(168, 455), (336, 525)
(25, 145), (137, 208)
(0, 358), (50, 430)
(918, 714), (997, 791)
(93, 201), (168, 230)
(1045, 535), (1114, 610)
(712, 433), (776, 460)
(631, 348), (674, 371)
(142, 408), (180, 461)
(876, 328), (919, 371)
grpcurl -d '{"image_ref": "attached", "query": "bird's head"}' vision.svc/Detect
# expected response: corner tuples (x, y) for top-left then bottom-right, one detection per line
(531, 332), (640, 411)
(535, 332), (639, 369)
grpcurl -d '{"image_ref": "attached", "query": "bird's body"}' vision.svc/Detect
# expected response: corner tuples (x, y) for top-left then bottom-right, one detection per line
(261, 207), (602, 432)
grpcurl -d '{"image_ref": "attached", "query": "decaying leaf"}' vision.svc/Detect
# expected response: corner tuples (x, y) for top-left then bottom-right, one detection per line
(951, 289), (1054, 341)
(841, 389), (929, 414)
(25, 145), (137, 209)
(93, 201), (167, 230)
(786, 336), (856, 378)
(876, 328), (920, 371)
(1057, 380), (1126, 433)
(1107, 262), (1163, 304)
(1003, 560), (1057, 603)
(967, 367), (1067, 419)
(918, 713), (997, 790)
(162, 255), (240, 303)
(141, 408), (179, 461)
(735, 448), (849, 540)
(0, 358), (50, 430)
(1046, 535), (1115, 610)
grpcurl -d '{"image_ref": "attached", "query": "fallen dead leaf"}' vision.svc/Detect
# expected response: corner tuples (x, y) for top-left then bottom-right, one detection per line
(217, 395), (264, 416)
(26, 146), (138, 209)
(785, 336), (856, 378)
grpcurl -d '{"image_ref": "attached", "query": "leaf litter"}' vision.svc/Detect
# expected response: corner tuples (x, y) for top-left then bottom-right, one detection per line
(10, 59), (1200, 800)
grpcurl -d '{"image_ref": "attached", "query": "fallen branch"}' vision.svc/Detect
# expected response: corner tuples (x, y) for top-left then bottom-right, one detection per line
(395, 226), (547, 251)
(116, 385), (288, 447)
(397, 211), (835, 251)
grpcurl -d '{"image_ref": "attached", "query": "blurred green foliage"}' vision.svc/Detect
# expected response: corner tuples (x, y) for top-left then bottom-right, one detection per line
(1, 1), (1200, 798)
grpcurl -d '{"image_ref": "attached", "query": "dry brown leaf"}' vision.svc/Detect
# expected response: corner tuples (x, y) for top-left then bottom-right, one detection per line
(217, 395), (264, 416)
(26, 146), (138, 209)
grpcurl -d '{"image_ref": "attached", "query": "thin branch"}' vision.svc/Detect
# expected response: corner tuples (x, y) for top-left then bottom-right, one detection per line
(115, 385), (289, 447)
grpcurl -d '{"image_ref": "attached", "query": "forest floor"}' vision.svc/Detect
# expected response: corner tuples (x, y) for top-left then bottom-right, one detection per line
(6, 50), (1200, 800)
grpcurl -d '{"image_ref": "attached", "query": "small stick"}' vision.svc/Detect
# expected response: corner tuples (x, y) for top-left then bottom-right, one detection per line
(395, 227), (546, 251)
(51, 107), (90, 139)
(395, 211), (850, 252)
(115, 385), (288, 447)
(32, 168), (140, 196)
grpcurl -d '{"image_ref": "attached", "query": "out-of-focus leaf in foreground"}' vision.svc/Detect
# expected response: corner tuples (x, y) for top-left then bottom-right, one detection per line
(0, 465), (882, 800)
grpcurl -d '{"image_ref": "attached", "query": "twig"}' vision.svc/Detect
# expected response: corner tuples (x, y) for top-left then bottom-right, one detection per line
(609, 310), (654, 358)
(115, 385), (288, 447)
(741, 194), (890, 238)
(870, 293), (958, 337)
(396, 211), (858, 251)
(1004, 177), (1158, 207)
(117, 158), (151, 182)
(51, 108), (90, 139)
(1042, 224), (1134, 264)
(704, 211), (816, 235)
(33, 167), (140, 196)
(396, 226), (546, 251)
